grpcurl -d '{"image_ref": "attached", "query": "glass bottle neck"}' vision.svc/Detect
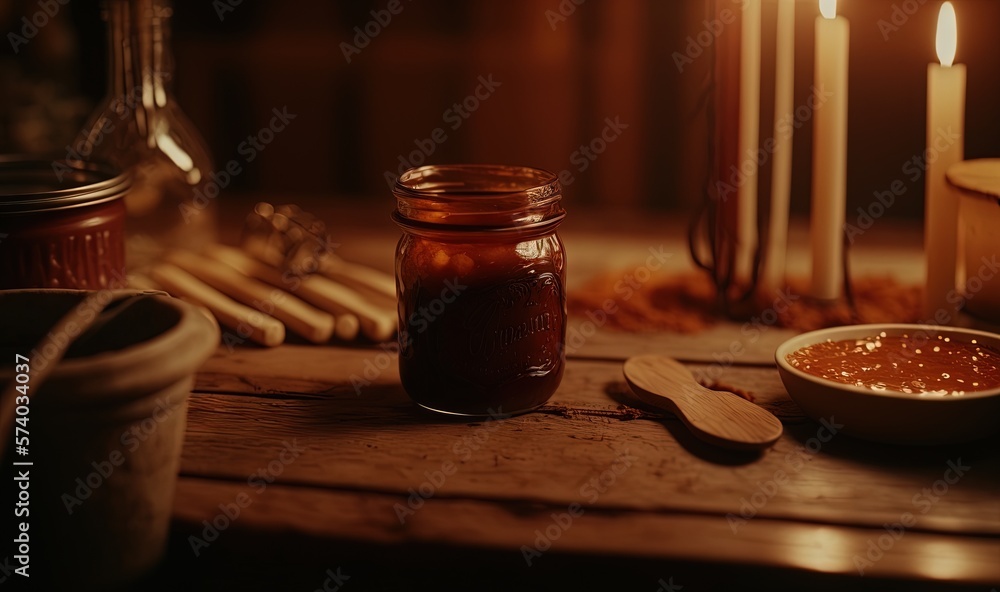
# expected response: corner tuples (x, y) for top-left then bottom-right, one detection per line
(105, 0), (174, 112)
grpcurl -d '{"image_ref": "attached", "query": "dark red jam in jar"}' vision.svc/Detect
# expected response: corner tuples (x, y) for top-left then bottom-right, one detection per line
(0, 158), (128, 289)
(392, 165), (567, 416)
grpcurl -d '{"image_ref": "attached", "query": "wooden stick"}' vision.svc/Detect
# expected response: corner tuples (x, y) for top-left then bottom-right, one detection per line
(126, 273), (164, 292)
(164, 250), (334, 344)
(203, 244), (358, 339)
(208, 246), (363, 342)
(322, 269), (396, 311)
(128, 273), (217, 325)
(303, 274), (396, 341)
(332, 311), (361, 342)
(234, 240), (396, 309)
(205, 245), (381, 341)
(319, 256), (397, 303)
(151, 263), (285, 347)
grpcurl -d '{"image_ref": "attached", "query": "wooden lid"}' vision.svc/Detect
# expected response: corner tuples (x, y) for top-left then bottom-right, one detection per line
(947, 158), (1000, 202)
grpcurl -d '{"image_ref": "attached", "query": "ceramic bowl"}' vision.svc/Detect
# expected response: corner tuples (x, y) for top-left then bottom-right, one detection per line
(775, 324), (1000, 445)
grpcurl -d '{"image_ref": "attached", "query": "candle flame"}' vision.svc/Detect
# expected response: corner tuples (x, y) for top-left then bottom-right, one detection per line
(936, 2), (957, 67)
(820, 0), (837, 20)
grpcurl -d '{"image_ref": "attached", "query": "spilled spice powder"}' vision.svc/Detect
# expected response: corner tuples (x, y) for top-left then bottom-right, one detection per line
(568, 271), (922, 334)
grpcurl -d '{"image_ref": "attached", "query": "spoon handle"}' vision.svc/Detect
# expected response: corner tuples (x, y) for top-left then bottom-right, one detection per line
(624, 355), (783, 451)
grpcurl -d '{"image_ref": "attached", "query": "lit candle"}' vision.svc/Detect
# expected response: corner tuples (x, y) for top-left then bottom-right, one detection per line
(810, 0), (849, 300)
(924, 1), (965, 319)
(737, 0), (762, 285)
(764, 0), (796, 293)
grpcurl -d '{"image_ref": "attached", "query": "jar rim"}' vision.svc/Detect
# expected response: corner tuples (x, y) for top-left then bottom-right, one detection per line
(394, 164), (559, 200)
(392, 164), (564, 234)
(0, 156), (131, 214)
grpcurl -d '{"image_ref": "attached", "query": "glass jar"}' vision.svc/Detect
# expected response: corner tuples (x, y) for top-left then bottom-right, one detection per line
(0, 157), (129, 290)
(392, 164), (567, 417)
(71, 0), (215, 269)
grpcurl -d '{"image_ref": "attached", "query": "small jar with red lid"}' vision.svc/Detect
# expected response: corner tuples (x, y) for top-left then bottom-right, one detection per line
(392, 164), (567, 417)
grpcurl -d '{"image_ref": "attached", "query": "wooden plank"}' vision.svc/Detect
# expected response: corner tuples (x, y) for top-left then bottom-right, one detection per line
(173, 211), (999, 586)
(183, 348), (1000, 537)
(171, 476), (1000, 586)
(193, 343), (803, 418)
(567, 319), (797, 364)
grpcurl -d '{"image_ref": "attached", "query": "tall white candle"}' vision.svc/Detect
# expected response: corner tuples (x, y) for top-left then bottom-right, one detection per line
(764, 0), (796, 293)
(737, 0), (762, 285)
(810, 0), (849, 300)
(924, 1), (965, 319)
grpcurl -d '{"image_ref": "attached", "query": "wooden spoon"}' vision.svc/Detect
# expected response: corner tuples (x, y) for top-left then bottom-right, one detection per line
(623, 355), (783, 451)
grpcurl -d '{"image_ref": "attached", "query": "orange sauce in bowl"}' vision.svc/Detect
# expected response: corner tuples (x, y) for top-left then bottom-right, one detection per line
(786, 332), (1000, 396)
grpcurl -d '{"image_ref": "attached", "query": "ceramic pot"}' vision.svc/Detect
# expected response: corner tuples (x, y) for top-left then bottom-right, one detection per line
(949, 159), (1000, 324)
(0, 289), (218, 590)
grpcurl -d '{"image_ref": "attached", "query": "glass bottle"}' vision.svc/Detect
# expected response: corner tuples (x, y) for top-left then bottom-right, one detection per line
(75, 0), (215, 269)
(392, 164), (568, 417)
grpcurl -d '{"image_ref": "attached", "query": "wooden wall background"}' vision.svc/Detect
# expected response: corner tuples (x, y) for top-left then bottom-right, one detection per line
(2, 0), (999, 216)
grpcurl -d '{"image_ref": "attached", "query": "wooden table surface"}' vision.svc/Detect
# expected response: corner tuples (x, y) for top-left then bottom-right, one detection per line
(144, 204), (999, 591)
